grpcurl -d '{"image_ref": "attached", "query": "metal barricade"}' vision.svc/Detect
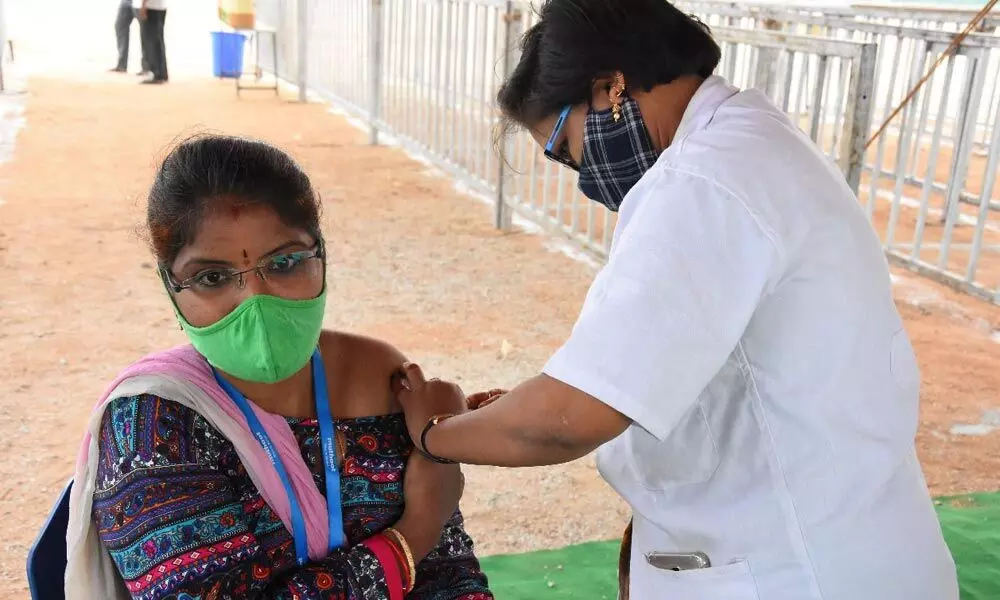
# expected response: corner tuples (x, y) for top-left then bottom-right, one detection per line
(711, 26), (877, 192)
(680, 0), (1000, 302)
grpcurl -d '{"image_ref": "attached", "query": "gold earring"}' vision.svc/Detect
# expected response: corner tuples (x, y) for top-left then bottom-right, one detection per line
(610, 78), (626, 122)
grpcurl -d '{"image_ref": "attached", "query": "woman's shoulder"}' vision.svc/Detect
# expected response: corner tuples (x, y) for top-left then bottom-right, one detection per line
(322, 329), (405, 358)
(319, 330), (407, 418)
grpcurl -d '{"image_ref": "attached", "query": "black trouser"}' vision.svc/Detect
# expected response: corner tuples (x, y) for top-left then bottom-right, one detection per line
(114, 0), (148, 71)
(139, 9), (168, 81)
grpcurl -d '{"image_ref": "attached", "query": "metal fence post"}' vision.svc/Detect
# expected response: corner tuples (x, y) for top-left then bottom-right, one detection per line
(753, 18), (782, 99)
(296, 0), (308, 102)
(495, 2), (523, 230)
(841, 42), (877, 194)
(369, 0), (384, 145)
(938, 47), (987, 270)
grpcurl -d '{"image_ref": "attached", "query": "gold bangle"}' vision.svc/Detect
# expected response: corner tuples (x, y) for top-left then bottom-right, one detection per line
(385, 527), (416, 593)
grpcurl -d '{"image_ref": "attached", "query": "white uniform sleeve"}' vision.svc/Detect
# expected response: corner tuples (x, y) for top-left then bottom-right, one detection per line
(543, 168), (784, 441)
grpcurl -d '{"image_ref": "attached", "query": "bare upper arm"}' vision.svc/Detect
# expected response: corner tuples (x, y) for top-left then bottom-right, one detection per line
(319, 330), (408, 418)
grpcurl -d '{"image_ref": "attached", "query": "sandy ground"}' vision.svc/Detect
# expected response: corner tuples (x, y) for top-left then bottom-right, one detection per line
(0, 2), (999, 598)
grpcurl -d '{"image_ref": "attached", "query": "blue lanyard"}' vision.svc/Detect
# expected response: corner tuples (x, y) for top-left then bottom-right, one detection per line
(213, 349), (345, 566)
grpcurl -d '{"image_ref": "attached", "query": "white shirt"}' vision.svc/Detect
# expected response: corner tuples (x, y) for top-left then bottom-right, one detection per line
(544, 76), (958, 600)
(132, 0), (166, 10)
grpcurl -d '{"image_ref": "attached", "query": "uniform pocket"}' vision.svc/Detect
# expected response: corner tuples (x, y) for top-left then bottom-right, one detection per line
(637, 559), (759, 600)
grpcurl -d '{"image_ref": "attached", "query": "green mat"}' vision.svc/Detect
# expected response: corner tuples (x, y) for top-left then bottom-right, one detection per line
(480, 492), (1000, 599)
(936, 492), (1000, 599)
(480, 540), (621, 599)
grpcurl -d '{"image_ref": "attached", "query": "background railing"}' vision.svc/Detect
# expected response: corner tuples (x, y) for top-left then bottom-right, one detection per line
(254, 0), (1000, 304)
(679, 1), (1000, 302)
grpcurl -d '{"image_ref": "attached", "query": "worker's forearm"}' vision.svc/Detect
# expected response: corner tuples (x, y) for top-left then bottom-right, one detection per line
(425, 404), (599, 467)
(421, 376), (619, 467)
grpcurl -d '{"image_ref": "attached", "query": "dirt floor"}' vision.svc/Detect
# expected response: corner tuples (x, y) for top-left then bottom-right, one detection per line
(1, 73), (999, 598)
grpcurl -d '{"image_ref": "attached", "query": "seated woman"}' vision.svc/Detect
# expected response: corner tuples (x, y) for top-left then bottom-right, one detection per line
(65, 135), (493, 599)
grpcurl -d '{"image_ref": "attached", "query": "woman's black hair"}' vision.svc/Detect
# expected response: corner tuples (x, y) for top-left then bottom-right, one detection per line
(497, 0), (721, 131)
(147, 134), (322, 265)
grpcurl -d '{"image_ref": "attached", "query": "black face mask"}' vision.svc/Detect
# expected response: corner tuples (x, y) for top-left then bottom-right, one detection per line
(577, 96), (660, 212)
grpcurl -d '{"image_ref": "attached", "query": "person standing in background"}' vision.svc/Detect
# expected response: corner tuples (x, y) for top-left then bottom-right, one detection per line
(135, 0), (167, 84)
(110, 0), (148, 75)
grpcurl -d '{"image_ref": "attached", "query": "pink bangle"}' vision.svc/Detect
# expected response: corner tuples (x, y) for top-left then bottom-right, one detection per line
(363, 535), (404, 600)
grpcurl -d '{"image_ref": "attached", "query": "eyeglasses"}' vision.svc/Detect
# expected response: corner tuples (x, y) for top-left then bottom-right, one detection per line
(162, 245), (325, 295)
(544, 104), (579, 172)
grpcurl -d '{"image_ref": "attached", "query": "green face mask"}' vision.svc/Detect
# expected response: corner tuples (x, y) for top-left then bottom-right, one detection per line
(177, 291), (327, 383)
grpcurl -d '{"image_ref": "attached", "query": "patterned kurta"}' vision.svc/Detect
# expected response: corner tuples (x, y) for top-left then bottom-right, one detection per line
(93, 394), (493, 599)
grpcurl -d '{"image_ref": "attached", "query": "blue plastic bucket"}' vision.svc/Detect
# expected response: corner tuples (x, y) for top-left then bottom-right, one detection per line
(211, 31), (247, 78)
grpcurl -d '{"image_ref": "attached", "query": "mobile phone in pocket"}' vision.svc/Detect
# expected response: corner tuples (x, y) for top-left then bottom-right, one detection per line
(644, 551), (712, 571)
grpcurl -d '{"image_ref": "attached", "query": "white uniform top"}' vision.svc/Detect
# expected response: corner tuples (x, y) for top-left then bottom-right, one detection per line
(543, 76), (958, 600)
(133, 0), (167, 10)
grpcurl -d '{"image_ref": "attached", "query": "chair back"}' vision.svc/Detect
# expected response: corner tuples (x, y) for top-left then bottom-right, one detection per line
(26, 480), (72, 600)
